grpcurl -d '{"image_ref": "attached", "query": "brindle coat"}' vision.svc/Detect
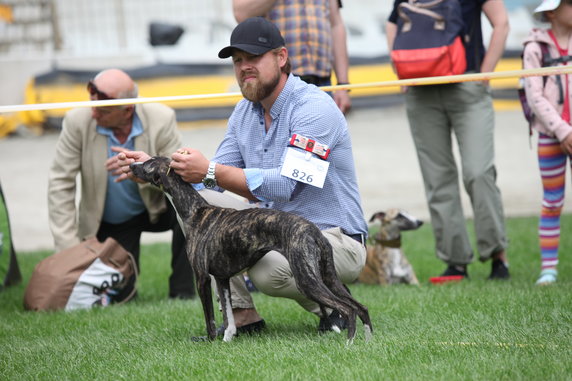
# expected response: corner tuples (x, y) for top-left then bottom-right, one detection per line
(130, 157), (372, 343)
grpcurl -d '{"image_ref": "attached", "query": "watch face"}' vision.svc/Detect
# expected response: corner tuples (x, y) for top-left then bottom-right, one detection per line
(202, 177), (217, 189)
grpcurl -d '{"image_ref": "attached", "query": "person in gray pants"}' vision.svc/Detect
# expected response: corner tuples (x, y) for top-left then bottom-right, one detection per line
(385, 0), (511, 280)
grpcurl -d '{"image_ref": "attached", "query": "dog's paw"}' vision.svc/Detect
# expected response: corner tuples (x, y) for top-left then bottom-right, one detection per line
(223, 326), (237, 342)
(364, 324), (373, 342)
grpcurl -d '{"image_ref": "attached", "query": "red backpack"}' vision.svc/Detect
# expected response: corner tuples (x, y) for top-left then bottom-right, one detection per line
(390, 0), (467, 80)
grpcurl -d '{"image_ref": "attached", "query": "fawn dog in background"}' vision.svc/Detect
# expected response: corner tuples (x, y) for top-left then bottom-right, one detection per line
(358, 209), (422, 285)
(130, 157), (372, 343)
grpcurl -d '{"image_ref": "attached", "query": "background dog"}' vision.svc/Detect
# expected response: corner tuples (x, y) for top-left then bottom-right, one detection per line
(358, 209), (422, 285)
(130, 157), (372, 343)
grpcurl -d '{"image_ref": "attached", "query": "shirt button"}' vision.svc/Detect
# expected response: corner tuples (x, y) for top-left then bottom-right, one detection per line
(264, 149), (268, 152)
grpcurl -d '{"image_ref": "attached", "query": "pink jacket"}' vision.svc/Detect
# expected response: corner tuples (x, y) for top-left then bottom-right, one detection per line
(522, 28), (572, 141)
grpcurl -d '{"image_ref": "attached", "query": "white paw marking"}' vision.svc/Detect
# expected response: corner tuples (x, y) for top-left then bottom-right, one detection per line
(364, 325), (373, 342)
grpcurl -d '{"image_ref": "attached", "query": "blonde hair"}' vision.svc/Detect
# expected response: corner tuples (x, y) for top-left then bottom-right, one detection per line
(272, 47), (291, 74)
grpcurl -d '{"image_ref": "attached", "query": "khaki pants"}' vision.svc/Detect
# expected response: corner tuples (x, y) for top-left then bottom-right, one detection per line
(404, 82), (507, 265)
(198, 189), (366, 316)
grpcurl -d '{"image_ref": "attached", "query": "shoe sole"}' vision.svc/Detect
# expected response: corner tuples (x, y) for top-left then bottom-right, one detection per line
(429, 275), (464, 284)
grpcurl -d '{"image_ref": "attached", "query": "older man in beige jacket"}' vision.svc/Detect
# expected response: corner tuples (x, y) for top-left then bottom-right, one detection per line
(48, 68), (194, 299)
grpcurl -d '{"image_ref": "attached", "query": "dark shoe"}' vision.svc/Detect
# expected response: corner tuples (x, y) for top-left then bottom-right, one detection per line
(488, 259), (510, 280)
(192, 319), (266, 342)
(441, 265), (468, 277)
(429, 265), (468, 284)
(216, 319), (266, 337)
(318, 310), (347, 333)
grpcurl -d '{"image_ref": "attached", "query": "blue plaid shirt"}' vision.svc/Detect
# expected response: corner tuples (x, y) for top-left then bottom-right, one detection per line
(213, 74), (367, 236)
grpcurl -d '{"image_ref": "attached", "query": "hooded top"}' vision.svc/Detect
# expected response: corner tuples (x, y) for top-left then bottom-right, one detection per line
(522, 28), (572, 141)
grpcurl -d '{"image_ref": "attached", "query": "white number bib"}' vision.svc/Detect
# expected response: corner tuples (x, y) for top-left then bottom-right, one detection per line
(280, 147), (330, 188)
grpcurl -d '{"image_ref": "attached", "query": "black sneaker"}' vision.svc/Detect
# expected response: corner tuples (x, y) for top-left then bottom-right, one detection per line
(488, 259), (510, 280)
(318, 310), (347, 333)
(216, 319), (266, 337)
(441, 265), (468, 278)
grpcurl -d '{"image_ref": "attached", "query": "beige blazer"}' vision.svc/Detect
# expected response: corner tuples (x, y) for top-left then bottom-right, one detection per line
(48, 103), (183, 251)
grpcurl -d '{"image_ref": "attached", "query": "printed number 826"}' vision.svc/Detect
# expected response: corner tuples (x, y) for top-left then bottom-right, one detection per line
(292, 169), (313, 183)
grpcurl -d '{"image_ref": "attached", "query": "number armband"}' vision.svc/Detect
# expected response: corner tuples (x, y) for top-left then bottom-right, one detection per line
(289, 134), (330, 160)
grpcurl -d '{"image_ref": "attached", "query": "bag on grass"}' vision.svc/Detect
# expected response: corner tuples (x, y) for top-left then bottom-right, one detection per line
(24, 237), (137, 311)
(390, 0), (466, 79)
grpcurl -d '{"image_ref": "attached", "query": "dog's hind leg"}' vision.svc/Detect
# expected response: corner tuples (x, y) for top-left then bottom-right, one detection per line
(288, 248), (359, 342)
(320, 257), (373, 342)
(215, 277), (236, 342)
(196, 272), (218, 340)
(329, 280), (373, 342)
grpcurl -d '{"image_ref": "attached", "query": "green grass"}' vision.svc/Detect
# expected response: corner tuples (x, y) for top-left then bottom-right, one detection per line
(1, 215), (571, 380)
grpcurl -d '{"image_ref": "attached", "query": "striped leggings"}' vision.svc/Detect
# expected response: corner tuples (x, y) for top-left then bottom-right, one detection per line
(538, 133), (571, 271)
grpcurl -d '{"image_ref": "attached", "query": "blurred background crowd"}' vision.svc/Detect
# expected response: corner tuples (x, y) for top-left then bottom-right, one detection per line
(0, 0), (544, 136)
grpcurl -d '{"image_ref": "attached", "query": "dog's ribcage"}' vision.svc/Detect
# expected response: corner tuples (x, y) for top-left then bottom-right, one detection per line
(184, 206), (329, 279)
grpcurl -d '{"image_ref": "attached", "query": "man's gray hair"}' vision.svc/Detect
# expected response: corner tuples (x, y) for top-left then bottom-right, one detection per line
(118, 83), (139, 99)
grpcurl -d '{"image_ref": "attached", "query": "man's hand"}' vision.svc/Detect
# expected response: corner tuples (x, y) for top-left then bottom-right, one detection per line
(110, 147), (151, 183)
(170, 148), (209, 183)
(561, 133), (572, 155)
(333, 89), (351, 114)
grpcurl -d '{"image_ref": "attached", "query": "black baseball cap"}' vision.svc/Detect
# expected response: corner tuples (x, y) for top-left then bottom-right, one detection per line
(218, 17), (285, 59)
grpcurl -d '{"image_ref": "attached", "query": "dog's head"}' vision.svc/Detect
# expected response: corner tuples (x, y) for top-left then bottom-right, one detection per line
(130, 156), (173, 190)
(369, 209), (423, 243)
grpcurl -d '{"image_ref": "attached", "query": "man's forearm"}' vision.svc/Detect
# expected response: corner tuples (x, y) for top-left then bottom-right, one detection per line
(214, 164), (258, 201)
(233, 0), (277, 22)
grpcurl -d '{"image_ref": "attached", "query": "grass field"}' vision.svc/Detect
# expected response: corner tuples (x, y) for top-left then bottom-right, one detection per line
(1, 215), (571, 380)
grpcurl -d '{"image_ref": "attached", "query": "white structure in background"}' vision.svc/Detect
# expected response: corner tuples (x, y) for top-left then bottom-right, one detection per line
(0, 0), (541, 106)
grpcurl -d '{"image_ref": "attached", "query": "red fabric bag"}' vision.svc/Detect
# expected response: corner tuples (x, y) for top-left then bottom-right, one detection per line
(391, 0), (467, 79)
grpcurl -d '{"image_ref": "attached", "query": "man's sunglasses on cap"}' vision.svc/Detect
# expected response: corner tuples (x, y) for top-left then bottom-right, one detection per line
(87, 80), (114, 100)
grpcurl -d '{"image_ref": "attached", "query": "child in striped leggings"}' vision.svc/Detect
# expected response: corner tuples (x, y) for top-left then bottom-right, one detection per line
(537, 135), (570, 284)
(523, 0), (572, 285)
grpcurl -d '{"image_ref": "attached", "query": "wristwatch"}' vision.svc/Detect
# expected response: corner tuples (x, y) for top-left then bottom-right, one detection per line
(202, 161), (217, 189)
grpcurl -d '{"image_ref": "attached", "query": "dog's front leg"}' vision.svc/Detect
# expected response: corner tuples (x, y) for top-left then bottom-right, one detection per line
(215, 277), (236, 342)
(196, 272), (217, 340)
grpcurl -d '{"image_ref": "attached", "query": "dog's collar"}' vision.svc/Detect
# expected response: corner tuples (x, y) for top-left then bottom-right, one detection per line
(160, 167), (173, 192)
(379, 237), (401, 248)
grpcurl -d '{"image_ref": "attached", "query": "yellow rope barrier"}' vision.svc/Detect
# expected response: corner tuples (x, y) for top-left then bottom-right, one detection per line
(1, 65), (571, 114)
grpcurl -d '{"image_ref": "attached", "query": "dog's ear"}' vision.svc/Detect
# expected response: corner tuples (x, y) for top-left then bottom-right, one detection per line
(385, 209), (399, 221)
(369, 211), (386, 223)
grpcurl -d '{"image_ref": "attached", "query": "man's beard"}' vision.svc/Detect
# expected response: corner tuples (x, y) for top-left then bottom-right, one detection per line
(239, 69), (280, 102)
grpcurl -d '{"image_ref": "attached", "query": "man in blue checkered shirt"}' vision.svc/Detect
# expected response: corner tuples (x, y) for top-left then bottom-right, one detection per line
(116, 17), (367, 336)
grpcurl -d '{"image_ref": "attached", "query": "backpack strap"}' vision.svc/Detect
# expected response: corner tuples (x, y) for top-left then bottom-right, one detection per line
(539, 42), (565, 105)
(398, 1), (447, 33)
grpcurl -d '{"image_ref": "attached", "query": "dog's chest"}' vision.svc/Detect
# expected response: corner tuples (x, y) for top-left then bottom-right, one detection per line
(165, 192), (187, 237)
